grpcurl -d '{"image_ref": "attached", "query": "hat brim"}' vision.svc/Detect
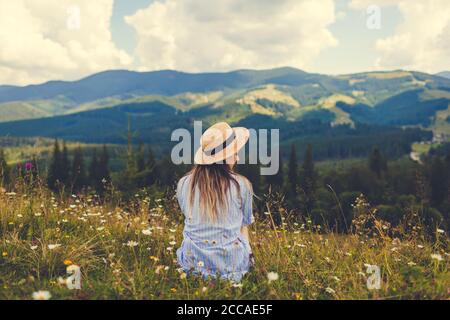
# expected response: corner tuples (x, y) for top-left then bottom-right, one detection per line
(194, 127), (249, 165)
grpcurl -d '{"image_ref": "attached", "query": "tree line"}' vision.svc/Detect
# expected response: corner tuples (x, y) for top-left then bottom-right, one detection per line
(1, 140), (449, 233)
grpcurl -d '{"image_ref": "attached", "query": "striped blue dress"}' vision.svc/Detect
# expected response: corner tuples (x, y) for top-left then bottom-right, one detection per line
(176, 173), (254, 282)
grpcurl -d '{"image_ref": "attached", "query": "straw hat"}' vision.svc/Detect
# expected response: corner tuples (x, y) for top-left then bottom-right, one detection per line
(194, 122), (250, 165)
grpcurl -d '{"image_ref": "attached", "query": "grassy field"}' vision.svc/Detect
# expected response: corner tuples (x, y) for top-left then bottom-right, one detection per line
(0, 185), (448, 300)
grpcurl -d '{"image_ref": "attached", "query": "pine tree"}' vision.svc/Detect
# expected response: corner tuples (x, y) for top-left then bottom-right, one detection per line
(136, 142), (146, 173)
(71, 146), (87, 192)
(60, 141), (70, 185)
(369, 147), (387, 178)
(89, 148), (100, 191)
(299, 144), (317, 213)
(287, 144), (298, 198)
(135, 143), (146, 187)
(97, 145), (111, 192)
(47, 139), (62, 190)
(0, 148), (9, 186)
(31, 157), (39, 180)
(430, 156), (446, 207)
(145, 146), (156, 186)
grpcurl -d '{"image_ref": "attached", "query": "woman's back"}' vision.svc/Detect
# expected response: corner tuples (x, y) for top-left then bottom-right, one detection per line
(176, 172), (254, 282)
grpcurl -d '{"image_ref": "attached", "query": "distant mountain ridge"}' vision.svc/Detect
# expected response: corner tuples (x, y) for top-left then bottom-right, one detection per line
(0, 67), (328, 104)
(437, 71), (450, 79)
(0, 67), (449, 146)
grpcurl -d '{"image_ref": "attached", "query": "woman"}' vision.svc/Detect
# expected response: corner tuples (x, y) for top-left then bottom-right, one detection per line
(176, 122), (254, 282)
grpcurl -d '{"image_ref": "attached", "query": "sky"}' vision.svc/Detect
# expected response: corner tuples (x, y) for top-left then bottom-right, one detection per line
(0, 0), (449, 86)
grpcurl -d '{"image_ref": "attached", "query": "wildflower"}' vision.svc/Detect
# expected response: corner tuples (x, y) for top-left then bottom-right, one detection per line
(96, 227), (105, 231)
(34, 212), (42, 217)
(32, 290), (51, 300)
(431, 254), (443, 262)
(167, 246), (173, 252)
(57, 277), (67, 285)
(142, 229), (152, 236)
(202, 286), (208, 293)
(332, 276), (341, 282)
(48, 244), (61, 250)
(176, 268), (184, 273)
(325, 287), (336, 294)
(169, 228), (176, 233)
(417, 245), (424, 249)
(293, 292), (302, 300)
(232, 282), (243, 288)
(437, 229), (445, 234)
(2, 252), (7, 257)
(63, 259), (73, 266)
(169, 241), (176, 246)
(197, 261), (204, 267)
(30, 245), (38, 250)
(149, 256), (159, 262)
(267, 272), (279, 283)
(126, 240), (138, 248)
(170, 288), (177, 293)
(180, 272), (187, 280)
(407, 261), (417, 266)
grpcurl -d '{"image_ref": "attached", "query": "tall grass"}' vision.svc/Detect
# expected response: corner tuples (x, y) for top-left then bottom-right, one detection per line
(0, 183), (448, 300)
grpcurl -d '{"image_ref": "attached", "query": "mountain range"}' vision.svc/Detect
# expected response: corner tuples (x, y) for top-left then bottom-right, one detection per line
(0, 67), (449, 153)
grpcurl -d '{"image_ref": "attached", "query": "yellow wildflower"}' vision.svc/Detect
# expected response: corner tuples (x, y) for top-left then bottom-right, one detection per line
(63, 259), (73, 266)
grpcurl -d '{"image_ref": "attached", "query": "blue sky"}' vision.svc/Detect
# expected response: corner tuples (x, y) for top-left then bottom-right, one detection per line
(110, 0), (403, 75)
(309, 0), (402, 74)
(111, 0), (153, 55)
(0, 0), (448, 85)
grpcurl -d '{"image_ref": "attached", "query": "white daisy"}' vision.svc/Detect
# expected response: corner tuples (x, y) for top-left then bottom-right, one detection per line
(325, 287), (336, 294)
(267, 272), (279, 282)
(32, 290), (51, 300)
(126, 240), (138, 247)
(431, 253), (443, 262)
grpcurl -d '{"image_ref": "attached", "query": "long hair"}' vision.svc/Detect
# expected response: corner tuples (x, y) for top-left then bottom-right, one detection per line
(186, 164), (244, 222)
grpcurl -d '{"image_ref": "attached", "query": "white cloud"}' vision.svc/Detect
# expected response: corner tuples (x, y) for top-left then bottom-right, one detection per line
(350, 0), (450, 73)
(125, 0), (338, 72)
(0, 0), (133, 86)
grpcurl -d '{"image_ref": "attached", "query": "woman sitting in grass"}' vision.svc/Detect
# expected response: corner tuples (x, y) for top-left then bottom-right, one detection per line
(176, 122), (254, 282)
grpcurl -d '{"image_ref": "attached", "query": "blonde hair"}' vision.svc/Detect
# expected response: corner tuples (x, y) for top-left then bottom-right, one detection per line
(186, 164), (249, 222)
